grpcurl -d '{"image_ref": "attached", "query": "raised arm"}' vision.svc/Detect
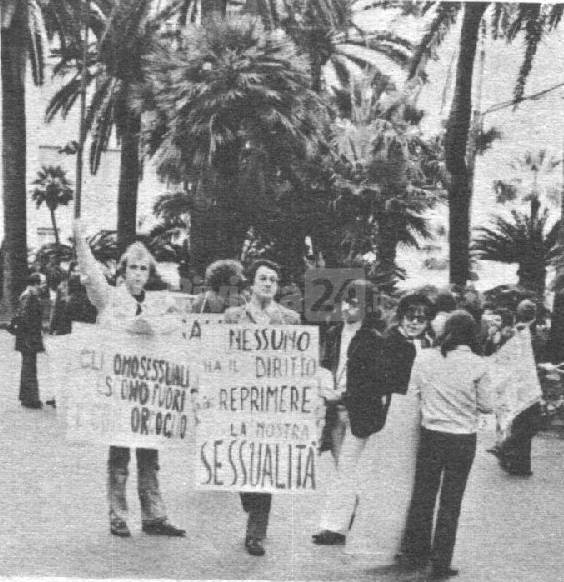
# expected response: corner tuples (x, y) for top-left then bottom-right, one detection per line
(73, 219), (111, 313)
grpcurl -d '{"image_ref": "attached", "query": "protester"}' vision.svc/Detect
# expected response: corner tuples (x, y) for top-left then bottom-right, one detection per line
(318, 281), (377, 465)
(313, 292), (433, 559)
(74, 220), (185, 538)
(496, 300), (545, 476)
(402, 310), (492, 580)
(191, 259), (246, 313)
(224, 259), (300, 557)
(15, 273), (45, 409)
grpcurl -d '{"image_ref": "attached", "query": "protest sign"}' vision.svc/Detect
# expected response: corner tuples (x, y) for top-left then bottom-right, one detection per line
(196, 324), (323, 494)
(489, 326), (542, 442)
(50, 323), (208, 449)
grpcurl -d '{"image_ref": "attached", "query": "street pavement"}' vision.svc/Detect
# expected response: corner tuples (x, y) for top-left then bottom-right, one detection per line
(0, 330), (563, 581)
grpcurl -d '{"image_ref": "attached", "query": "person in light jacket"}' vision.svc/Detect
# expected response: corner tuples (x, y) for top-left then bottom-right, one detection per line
(74, 220), (185, 539)
(402, 310), (492, 580)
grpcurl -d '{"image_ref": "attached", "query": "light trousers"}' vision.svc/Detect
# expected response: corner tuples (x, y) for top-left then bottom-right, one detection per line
(318, 427), (369, 534)
(107, 445), (167, 524)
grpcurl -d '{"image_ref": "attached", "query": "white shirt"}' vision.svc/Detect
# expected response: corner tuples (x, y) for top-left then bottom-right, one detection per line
(409, 346), (493, 434)
(335, 321), (361, 392)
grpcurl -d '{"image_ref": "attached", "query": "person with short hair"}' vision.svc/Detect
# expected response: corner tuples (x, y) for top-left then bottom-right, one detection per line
(15, 273), (45, 409)
(74, 220), (185, 539)
(224, 258), (300, 557)
(402, 310), (492, 580)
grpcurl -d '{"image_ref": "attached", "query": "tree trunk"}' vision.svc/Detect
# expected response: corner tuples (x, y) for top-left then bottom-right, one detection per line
(1, 4), (29, 313)
(50, 209), (60, 246)
(444, 2), (488, 287)
(311, 53), (323, 94)
(517, 263), (545, 297)
(116, 113), (141, 256)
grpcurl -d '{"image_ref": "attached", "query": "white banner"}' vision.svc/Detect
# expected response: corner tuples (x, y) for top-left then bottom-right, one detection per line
(489, 326), (542, 440)
(196, 324), (323, 494)
(49, 323), (207, 449)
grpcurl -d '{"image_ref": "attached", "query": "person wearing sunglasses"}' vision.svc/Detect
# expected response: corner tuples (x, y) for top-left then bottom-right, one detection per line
(343, 293), (434, 561)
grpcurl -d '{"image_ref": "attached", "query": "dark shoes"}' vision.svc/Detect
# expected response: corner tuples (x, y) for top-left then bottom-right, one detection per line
(429, 567), (459, 580)
(311, 530), (346, 545)
(507, 469), (533, 477)
(396, 553), (427, 572)
(110, 518), (131, 538)
(142, 519), (186, 537)
(245, 536), (265, 556)
(21, 400), (42, 409)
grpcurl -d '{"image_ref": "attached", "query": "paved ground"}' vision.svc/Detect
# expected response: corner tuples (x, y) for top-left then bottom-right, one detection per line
(0, 329), (563, 581)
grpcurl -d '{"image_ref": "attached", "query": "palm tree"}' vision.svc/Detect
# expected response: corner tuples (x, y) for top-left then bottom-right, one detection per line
(407, 2), (564, 286)
(472, 208), (559, 296)
(142, 15), (328, 273)
(247, 0), (414, 93)
(0, 0), (105, 310)
(328, 73), (445, 279)
(47, 0), (155, 255)
(30, 165), (74, 247)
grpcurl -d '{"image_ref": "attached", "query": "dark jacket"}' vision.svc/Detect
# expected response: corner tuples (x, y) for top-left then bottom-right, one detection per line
(320, 322), (343, 376)
(382, 326), (420, 395)
(343, 326), (387, 438)
(15, 290), (45, 353)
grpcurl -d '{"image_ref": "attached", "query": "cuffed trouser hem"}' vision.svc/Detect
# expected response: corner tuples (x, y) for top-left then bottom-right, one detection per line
(241, 493), (271, 540)
(107, 446), (167, 523)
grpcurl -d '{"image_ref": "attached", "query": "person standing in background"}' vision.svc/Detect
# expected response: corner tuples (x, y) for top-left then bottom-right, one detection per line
(15, 273), (45, 409)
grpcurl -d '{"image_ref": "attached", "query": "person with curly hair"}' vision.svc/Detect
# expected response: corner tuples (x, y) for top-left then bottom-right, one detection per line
(191, 259), (246, 314)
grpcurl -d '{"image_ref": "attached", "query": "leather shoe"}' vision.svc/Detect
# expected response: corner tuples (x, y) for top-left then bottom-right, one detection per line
(429, 567), (459, 580)
(142, 519), (186, 537)
(21, 400), (42, 409)
(312, 530), (346, 545)
(245, 537), (265, 556)
(110, 518), (131, 537)
(396, 553), (427, 571)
